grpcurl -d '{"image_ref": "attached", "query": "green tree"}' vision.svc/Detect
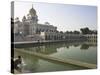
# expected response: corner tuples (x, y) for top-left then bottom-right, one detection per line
(60, 31), (63, 34)
(73, 30), (80, 34)
(80, 27), (90, 34)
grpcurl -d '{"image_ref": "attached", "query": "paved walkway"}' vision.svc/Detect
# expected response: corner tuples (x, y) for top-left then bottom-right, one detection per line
(13, 40), (66, 44)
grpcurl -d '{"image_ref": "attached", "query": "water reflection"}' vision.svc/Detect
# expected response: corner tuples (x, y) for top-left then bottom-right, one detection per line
(15, 41), (97, 73)
(20, 41), (97, 55)
(80, 44), (89, 50)
(14, 51), (39, 73)
(17, 41), (97, 64)
(15, 49), (86, 73)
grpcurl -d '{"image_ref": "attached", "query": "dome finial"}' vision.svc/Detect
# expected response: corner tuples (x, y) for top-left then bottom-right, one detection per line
(32, 4), (33, 8)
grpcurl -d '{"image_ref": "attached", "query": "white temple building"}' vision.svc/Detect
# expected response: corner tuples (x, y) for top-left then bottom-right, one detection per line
(14, 6), (57, 36)
(13, 6), (97, 42)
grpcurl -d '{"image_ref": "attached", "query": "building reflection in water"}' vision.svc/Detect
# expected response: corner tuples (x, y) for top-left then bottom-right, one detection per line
(80, 40), (97, 50)
(80, 44), (89, 50)
(21, 40), (97, 55)
(15, 40), (97, 73)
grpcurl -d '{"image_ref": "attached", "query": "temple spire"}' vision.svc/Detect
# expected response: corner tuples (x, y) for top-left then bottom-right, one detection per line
(32, 4), (33, 8)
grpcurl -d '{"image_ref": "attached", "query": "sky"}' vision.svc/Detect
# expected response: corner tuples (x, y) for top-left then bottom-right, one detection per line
(14, 1), (97, 32)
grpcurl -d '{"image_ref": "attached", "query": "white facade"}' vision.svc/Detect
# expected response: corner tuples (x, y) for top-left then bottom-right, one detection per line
(13, 6), (97, 42)
(40, 32), (85, 41)
(14, 6), (57, 36)
(83, 34), (97, 42)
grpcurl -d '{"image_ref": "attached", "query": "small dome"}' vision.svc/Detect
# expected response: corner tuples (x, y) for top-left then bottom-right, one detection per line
(29, 6), (36, 16)
(22, 16), (26, 21)
(23, 16), (26, 19)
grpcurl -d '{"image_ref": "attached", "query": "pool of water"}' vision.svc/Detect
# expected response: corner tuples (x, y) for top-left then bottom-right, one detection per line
(14, 41), (97, 73)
